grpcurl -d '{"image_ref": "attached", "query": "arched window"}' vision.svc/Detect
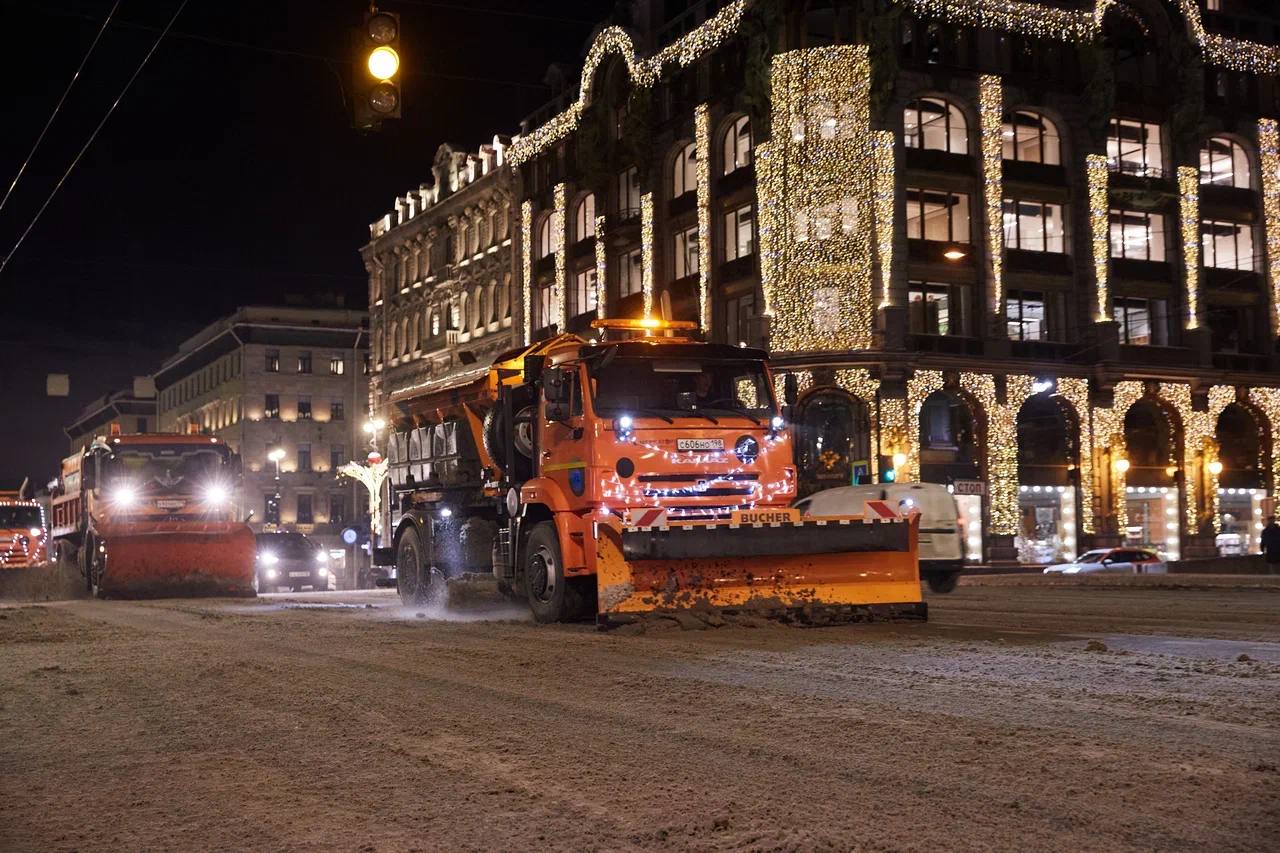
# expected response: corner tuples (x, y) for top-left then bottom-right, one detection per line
(456, 222), (469, 261)
(430, 310), (441, 336)
(409, 312), (419, 352)
(903, 98), (968, 154)
(672, 142), (697, 198)
(499, 274), (512, 322)
(457, 293), (469, 332)
(401, 318), (410, 355)
(449, 300), (461, 331)
(574, 194), (596, 242)
(471, 285), (483, 330)
(467, 218), (480, 254)
(1200, 137), (1252, 189)
(536, 215), (554, 258)
(1002, 111), (1060, 165)
(723, 116), (752, 176)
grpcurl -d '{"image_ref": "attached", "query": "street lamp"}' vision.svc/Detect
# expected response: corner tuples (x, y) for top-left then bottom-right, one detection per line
(363, 417), (386, 451)
(1208, 460), (1224, 476)
(268, 447), (286, 479)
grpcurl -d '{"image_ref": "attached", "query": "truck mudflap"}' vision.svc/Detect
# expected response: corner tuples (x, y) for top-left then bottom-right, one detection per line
(96, 521), (257, 599)
(594, 513), (924, 624)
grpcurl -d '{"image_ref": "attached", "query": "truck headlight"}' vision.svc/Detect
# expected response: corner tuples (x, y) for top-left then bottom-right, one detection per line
(315, 550), (328, 563)
(203, 483), (230, 507)
(260, 552), (279, 565)
(111, 485), (138, 507)
(265, 568), (278, 580)
(317, 566), (328, 578)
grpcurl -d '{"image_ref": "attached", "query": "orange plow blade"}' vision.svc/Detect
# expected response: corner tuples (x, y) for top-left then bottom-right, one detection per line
(594, 514), (925, 625)
(98, 521), (257, 598)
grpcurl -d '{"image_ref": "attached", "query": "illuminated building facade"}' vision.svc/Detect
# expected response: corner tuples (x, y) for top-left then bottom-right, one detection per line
(154, 305), (369, 581)
(372, 0), (1280, 564)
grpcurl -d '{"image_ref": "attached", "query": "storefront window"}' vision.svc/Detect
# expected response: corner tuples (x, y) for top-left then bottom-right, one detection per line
(1124, 487), (1180, 561)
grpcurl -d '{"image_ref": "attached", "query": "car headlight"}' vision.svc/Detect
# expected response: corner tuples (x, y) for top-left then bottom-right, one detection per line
(317, 566), (328, 578)
(265, 568), (278, 580)
(315, 551), (328, 563)
(260, 552), (279, 565)
(111, 485), (138, 507)
(203, 483), (230, 506)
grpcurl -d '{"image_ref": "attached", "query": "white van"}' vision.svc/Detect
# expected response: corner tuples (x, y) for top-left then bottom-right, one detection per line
(793, 483), (965, 593)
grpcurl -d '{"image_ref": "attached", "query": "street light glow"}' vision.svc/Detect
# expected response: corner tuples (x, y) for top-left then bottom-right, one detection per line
(268, 448), (285, 462)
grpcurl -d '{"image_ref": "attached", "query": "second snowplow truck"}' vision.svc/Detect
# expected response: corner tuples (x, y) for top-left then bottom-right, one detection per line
(376, 318), (924, 625)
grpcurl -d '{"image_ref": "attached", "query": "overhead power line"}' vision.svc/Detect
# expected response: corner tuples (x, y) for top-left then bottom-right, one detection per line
(0, 0), (122, 216)
(0, 0), (191, 278)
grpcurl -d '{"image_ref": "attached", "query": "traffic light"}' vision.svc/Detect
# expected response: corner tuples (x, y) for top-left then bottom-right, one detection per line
(352, 8), (401, 128)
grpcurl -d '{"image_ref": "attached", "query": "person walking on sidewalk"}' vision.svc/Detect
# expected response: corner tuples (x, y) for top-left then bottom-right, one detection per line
(1260, 517), (1280, 574)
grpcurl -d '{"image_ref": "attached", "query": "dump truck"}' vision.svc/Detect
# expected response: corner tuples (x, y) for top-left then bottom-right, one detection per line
(50, 430), (256, 598)
(374, 318), (924, 625)
(0, 491), (49, 570)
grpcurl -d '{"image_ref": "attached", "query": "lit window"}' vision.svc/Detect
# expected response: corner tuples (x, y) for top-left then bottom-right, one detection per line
(296, 493), (313, 524)
(533, 284), (554, 331)
(1001, 111), (1060, 165)
(570, 269), (598, 318)
(536, 216), (554, 259)
(1201, 220), (1256, 271)
(617, 168), (641, 216)
(297, 351), (312, 374)
(297, 397), (312, 421)
(723, 116), (752, 176)
(673, 224), (700, 279)
(903, 98), (968, 154)
(618, 249), (643, 298)
(1006, 291), (1045, 340)
(574, 194), (596, 242)
(264, 394), (280, 420)
(1113, 297), (1168, 346)
(265, 349), (279, 373)
(1199, 137), (1252, 188)
(908, 281), (969, 336)
(1107, 118), (1164, 177)
(905, 188), (971, 242)
(1109, 209), (1166, 261)
(330, 401), (344, 421)
(329, 354), (345, 375)
(1002, 199), (1066, 252)
(724, 293), (756, 346)
(672, 143), (697, 198)
(724, 204), (755, 261)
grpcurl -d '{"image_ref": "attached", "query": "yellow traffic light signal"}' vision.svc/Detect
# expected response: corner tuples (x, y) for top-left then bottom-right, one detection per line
(352, 9), (401, 128)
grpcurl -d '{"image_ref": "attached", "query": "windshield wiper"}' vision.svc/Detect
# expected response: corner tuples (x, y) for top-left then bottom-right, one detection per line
(699, 407), (761, 426)
(627, 408), (675, 424)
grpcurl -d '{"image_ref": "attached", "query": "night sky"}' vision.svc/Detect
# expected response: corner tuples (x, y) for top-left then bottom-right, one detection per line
(0, 0), (616, 487)
(0, 0), (616, 338)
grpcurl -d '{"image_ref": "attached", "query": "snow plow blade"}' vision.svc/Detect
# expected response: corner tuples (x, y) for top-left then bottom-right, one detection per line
(97, 521), (257, 599)
(594, 513), (925, 625)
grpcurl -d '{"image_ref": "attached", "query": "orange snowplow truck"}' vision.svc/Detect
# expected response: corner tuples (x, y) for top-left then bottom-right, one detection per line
(375, 318), (924, 625)
(50, 432), (256, 598)
(0, 492), (49, 569)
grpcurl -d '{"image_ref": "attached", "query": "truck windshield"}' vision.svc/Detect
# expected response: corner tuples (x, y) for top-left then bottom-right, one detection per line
(590, 358), (775, 419)
(0, 506), (42, 528)
(103, 447), (231, 493)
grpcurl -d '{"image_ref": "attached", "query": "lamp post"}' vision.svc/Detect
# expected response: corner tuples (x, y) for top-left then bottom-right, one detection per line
(363, 417), (386, 452)
(268, 447), (285, 528)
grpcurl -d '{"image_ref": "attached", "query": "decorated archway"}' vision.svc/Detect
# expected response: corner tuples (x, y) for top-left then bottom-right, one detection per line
(1015, 393), (1080, 563)
(794, 389), (872, 498)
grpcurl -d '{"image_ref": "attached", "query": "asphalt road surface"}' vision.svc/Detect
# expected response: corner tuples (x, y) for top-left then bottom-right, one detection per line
(2, 579), (1278, 852)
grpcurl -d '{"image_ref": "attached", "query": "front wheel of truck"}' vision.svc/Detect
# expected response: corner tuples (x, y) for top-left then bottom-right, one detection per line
(523, 522), (585, 623)
(396, 526), (434, 607)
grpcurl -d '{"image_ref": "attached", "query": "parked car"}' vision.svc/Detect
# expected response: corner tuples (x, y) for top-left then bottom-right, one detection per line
(255, 532), (331, 592)
(794, 483), (964, 593)
(1043, 547), (1165, 575)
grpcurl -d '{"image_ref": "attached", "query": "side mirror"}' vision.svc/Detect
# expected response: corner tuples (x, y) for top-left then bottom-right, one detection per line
(82, 455), (97, 490)
(544, 367), (572, 404)
(1101, 557), (1113, 565)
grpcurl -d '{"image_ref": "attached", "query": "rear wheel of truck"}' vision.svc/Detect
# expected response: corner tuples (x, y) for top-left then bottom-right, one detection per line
(925, 570), (961, 594)
(396, 526), (433, 607)
(523, 522), (585, 623)
(81, 533), (105, 597)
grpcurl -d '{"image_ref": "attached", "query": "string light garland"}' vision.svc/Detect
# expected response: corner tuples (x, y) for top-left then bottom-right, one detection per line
(872, 130), (896, 308)
(905, 370), (944, 486)
(758, 45), (875, 354)
(980, 75), (1005, 318)
(836, 368), (881, 480)
(1055, 377), (1095, 535)
(338, 458), (390, 538)
(553, 182), (567, 330)
(987, 375), (1034, 536)
(521, 200), (533, 344)
(1177, 166), (1201, 330)
(1259, 119), (1280, 334)
(1086, 154), (1111, 322)
(695, 103), (713, 332)
(900, 1), (1280, 75)
(1092, 380), (1142, 535)
(1163, 383), (1201, 534)
(594, 214), (607, 319)
(1249, 388), (1280, 499)
(641, 191), (655, 317)
(506, 2), (748, 167)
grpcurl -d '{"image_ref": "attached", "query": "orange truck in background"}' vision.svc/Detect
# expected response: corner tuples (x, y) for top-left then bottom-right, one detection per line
(0, 491), (49, 570)
(50, 431), (256, 598)
(375, 318), (924, 625)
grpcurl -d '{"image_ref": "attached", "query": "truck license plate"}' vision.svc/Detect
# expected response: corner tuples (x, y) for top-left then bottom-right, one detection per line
(677, 438), (723, 451)
(288, 571), (310, 578)
(156, 500), (186, 509)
